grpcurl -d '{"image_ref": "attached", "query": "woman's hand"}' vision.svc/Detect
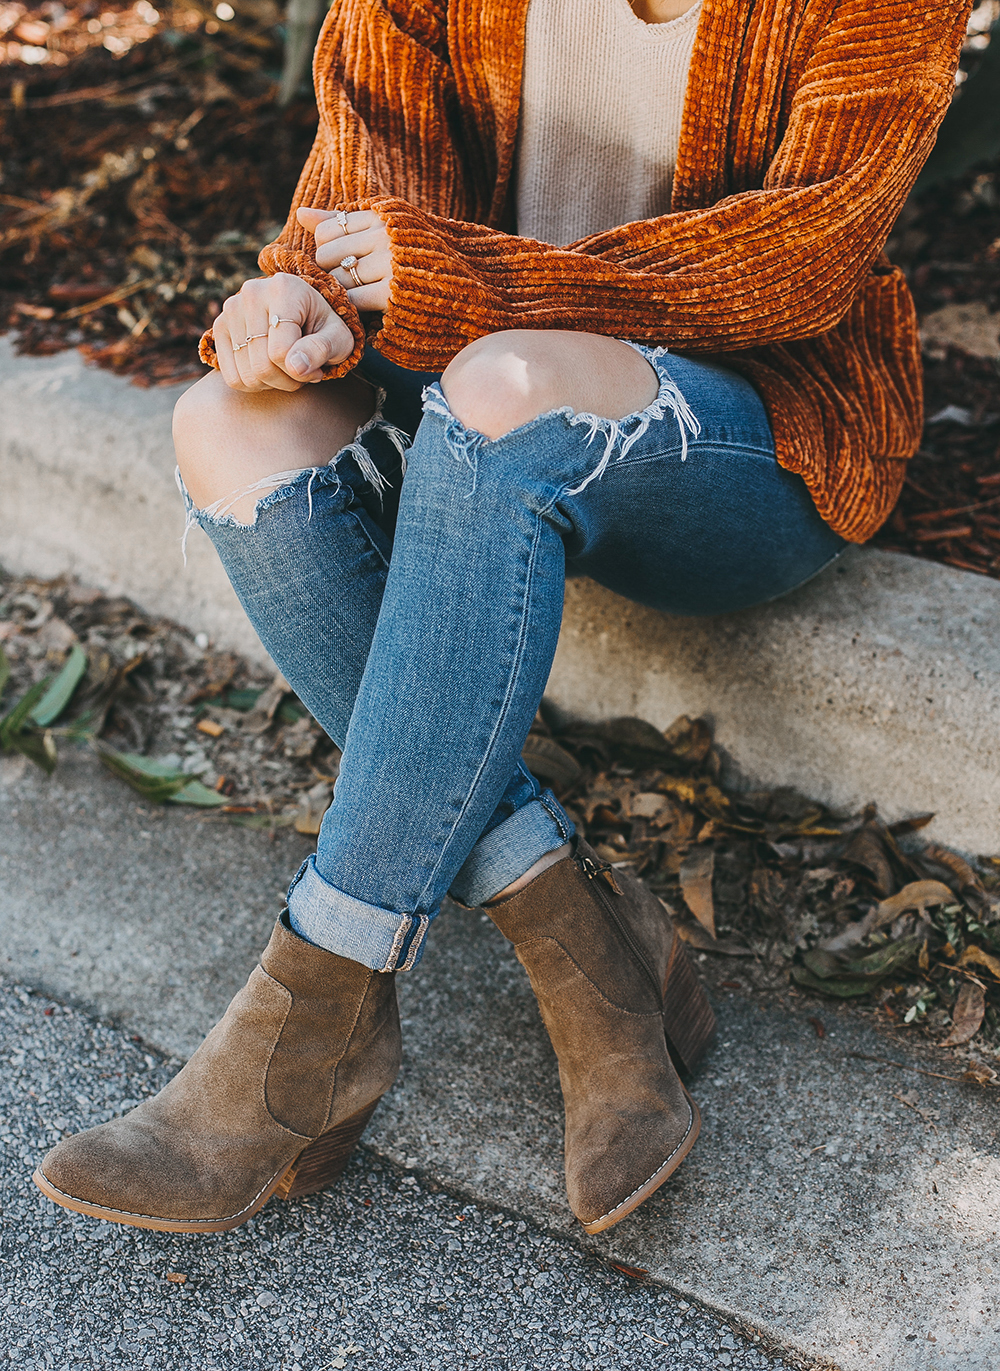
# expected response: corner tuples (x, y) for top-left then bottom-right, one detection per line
(212, 273), (357, 392)
(297, 206), (393, 313)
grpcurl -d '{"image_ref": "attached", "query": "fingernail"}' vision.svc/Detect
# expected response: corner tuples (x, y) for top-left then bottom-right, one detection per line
(287, 351), (307, 374)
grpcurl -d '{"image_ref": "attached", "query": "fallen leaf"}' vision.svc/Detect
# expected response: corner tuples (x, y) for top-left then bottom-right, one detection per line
(680, 845), (716, 938)
(923, 842), (983, 894)
(164, 1272), (187, 1283)
(962, 1059), (999, 1087)
(196, 717), (225, 738)
(242, 671), (289, 735)
(821, 881), (953, 952)
(673, 918), (753, 956)
(790, 967), (874, 998)
(294, 780), (331, 835)
(808, 1017), (826, 1038)
(941, 982), (986, 1046)
(661, 714), (712, 767)
(957, 945), (1000, 981)
(629, 791), (673, 824)
(521, 733), (583, 793)
(842, 822), (896, 895)
(30, 644), (88, 727)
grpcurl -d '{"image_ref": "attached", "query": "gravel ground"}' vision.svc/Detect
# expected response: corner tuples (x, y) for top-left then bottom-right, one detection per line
(0, 980), (794, 1371)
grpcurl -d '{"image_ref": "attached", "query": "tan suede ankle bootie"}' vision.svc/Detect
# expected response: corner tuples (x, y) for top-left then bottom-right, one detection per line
(33, 912), (400, 1232)
(487, 839), (715, 1234)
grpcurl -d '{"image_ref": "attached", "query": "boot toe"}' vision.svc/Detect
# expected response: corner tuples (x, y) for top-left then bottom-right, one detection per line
(567, 1095), (700, 1233)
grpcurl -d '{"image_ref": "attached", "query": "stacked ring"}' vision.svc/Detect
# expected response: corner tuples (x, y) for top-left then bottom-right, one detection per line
(269, 315), (298, 328)
(341, 254), (364, 288)
(233, 332), (268, 352)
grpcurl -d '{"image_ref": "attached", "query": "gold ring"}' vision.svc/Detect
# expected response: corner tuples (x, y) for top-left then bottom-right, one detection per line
(341, 254), (364, 289)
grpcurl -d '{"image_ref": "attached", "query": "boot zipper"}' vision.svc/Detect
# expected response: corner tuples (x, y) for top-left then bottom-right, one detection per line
(577, 852), (622, 894)
(576, 852), (661, 1000)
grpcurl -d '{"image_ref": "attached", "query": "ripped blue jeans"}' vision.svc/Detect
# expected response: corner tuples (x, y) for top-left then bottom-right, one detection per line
(184, 342), (844, 970)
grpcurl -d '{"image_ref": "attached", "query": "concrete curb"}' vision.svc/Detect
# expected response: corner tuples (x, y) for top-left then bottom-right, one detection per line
(2, 336), (999, 851)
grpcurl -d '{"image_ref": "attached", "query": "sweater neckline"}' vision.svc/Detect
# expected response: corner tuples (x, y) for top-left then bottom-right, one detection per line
(611, 0), (703, 41)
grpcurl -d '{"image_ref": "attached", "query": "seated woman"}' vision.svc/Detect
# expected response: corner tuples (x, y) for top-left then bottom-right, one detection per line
(35, 0), (967, 1236)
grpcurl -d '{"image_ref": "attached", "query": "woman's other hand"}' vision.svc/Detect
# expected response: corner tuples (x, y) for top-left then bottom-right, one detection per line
(298, 207), (393, 314)
(213, 273), (357, 392)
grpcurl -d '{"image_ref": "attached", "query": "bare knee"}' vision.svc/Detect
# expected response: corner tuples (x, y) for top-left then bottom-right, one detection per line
(440, 332), (565, 440)
(173, 369), (375, 519)
(440, 330), (658, 440)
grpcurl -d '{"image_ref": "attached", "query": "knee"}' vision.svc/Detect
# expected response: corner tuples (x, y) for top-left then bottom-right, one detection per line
(172, 371), (242, 482)
(440, 331), (564, 440)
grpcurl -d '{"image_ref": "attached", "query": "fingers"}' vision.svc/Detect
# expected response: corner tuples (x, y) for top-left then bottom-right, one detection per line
(314, 226), (387, 273)
(346, 280), (391, 313)
(297, 206), (381, 246)
(284, 311), (357, 380)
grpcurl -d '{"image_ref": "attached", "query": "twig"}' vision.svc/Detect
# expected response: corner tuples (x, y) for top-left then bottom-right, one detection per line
(643, 1333), (671, 1347)
(60, 278), (157, 321)
(893, 1092), (939, 1133)
(847, 1050), (995, 1084)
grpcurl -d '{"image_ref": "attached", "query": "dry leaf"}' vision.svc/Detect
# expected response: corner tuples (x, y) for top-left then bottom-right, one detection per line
(294, 780), (331, 836)
(164, 1272), (187, 1283)
(957, 945), (1000, 981)
(942, 982), (986, 1046)
(842, 823), (895, 895)
(196, 717), (224, 738)
(821, 880), (954, 952)
(628, 791), (672, 824)
(924, 843), (983, 893)
(962, 1059), (998, 1087)
(680, 845), (716, 938)
(521, 733), (583, 793)
(242, 671), (289, 735)
(673, 915), (753, 957)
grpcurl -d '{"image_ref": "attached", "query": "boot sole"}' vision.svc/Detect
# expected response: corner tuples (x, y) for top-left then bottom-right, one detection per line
(661, 932), (717, 1076)
(31, 1099), (381, 1233)
(579, 1086), (702, 1235)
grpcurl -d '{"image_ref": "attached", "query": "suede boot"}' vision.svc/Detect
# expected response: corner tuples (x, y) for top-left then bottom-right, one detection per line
(33, 912), (400, 1232)
(487, 839), (715, 1233)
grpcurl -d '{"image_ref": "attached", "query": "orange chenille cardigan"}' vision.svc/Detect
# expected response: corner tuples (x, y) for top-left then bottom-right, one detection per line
(202, 0), (970, 542)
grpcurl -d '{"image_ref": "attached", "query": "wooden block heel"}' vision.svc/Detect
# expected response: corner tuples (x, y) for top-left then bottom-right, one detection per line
(277, 1099), (381, 1200)
(661, 936), (716, 1075)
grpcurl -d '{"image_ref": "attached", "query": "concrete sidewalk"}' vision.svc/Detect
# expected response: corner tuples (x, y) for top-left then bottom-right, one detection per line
(3, 337), (1000, 853)
(2, 747), (997, 1371)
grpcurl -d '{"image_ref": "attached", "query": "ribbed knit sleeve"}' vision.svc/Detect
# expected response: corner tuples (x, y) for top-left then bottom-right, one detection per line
(364, 0), (968, 368)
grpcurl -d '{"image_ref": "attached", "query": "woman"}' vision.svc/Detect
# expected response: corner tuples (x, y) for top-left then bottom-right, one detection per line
(35, 0), (967, 1236)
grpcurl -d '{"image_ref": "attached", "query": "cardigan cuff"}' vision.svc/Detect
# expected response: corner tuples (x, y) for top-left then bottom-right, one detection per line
(197, 245), (366, 380)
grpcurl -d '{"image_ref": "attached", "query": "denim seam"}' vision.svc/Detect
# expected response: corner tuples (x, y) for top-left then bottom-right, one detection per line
(412, 493), (547, 915)
(537, 790), (573, 843)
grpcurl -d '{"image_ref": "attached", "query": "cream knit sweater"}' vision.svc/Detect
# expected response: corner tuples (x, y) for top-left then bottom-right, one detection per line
(516, 0), (702, 247)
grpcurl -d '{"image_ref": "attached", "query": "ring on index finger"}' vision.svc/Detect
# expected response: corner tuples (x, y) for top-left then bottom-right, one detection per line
(269, 315), (297, 328)
(335, 209), (348, 231)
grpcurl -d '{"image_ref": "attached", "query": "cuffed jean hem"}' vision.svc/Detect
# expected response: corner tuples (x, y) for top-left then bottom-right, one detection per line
(286, 791), (574, 971)
(448, 791), (574, 908)
(287, 855), (430, 973)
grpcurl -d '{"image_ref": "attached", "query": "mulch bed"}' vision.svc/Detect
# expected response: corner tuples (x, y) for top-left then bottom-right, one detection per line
(2, 2), (999, 572)
(2, 569), (999, 1082)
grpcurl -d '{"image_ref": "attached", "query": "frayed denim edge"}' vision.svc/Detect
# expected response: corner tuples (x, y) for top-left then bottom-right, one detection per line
(176, 385), (412, 562)
(420, 341), (700, 500)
